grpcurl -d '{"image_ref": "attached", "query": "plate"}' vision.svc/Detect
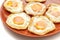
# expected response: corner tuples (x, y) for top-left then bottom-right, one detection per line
(1, 0), (60, 37)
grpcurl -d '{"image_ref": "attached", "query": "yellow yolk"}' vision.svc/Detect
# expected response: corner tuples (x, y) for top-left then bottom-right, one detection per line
(13, 16), (24, 25)
(34, 0), (43, 1)
(31, 4), (42, 12)
(7, 1), (12, 7)
(34, 0), (39, 1)
(27, 0), (45, 1)
(7, 1), (18, 7)
(51, 11), (60, 17)
(35, 20), (47, 30)
(27, 0), (38, 1)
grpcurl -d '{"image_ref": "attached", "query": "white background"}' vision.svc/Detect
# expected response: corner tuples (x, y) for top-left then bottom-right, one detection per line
(0, 0), (60, 40)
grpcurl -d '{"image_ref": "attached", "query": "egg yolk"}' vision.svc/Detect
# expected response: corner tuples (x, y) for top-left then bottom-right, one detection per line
(7, 1), (12, 6)
(7, 1), (18, 7)
(13, 16), (24, 25)
(35, 20), (47, 30)
(51, 11), (60, 17)
(27, 0), (45, 1)
(34, 0), (45, 1)
(27, 0), (38, 1)
(31, 4), (42, 12)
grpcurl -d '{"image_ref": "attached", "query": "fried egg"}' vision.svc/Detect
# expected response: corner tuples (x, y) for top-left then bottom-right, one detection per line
(4, 0), (23, 13)
(28, 16), (55, 35)
(6, 12), (31, 29)
(25, 2), (46, 16)
(26, 0), (46, 2)
(46, 3), (60, 23)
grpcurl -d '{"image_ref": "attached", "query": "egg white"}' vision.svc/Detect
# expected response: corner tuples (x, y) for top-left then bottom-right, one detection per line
(46, 3), (60, 23)
(25, 2), (46, 16)
(6, 12), (31, 29)
(4, 0), (23, 13)
(28, 16), (55, 35)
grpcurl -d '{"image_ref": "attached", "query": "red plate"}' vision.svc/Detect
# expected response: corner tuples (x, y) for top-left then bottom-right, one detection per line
(1, 0), (60, 37)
